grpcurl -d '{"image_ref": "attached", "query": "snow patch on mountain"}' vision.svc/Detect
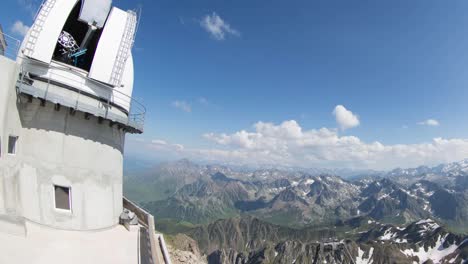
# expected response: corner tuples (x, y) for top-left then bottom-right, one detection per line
(304, 179), (315, 185)
(400, 234), (458, 263)
(355, 247), (374, 264)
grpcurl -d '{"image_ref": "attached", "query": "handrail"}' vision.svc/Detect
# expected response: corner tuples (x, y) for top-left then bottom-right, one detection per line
(123, 197), (163, 263)
(0, 32), (21, 61)
(17, 55), (146, 133)
(158, 234), (173, 264)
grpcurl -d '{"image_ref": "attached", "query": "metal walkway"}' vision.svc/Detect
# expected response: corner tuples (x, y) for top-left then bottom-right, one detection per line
(16, 58), (146, 133)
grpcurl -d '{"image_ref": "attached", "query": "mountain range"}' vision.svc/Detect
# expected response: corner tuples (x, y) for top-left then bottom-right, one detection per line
(123, 158), (468, 263)
(187, 216), (468, 263)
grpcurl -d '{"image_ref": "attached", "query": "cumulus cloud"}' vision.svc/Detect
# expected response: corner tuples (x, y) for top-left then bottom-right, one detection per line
(201, 120), (468, 169)
(418, 119), (439, 127)
(11, 20), (30, 37)
(200, 12), (240, 40)
(333, 105), (360, 130)
(172, 100), (192, 113)
(134, 120), (468, 170)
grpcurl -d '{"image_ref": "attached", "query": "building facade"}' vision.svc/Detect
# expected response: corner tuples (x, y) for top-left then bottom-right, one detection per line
(0, 0), (144, 231)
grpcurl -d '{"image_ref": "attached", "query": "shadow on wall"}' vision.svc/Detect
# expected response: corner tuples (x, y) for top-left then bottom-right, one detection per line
(17, 95), (125, 153)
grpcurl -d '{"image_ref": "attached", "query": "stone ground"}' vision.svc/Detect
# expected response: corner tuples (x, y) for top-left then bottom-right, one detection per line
(0, 220), (139, 264)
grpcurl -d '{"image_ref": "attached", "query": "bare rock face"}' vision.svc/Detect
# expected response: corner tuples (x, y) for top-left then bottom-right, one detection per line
(207, 249), (246, 264)
(170, 234), (202, 256)
(187, 216), (468, 264)
(167, 234), (207, 264)
(169, 247), (206, 264)
(136, 159), (468, 231)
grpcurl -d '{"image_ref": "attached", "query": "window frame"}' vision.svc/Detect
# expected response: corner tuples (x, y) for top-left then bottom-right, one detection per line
(53, 184), (72, 213)
(7, 135), (18, 155)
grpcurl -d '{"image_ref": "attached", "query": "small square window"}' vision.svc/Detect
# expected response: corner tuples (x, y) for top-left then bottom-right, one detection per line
(8, 136), (18, 155)
(54, 185), (71, 211)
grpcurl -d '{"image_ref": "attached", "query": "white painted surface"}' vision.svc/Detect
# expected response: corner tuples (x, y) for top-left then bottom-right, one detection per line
(28, 0), (78, 63)
(19, 59), (137, 118)
(78, 0), (112, 28)
(0, 57), (18, 157)
(115, 54), (134, 111)
(89, 7), (128, 84)
(22, 60), (112, 100)
(0, 220), (138, 264)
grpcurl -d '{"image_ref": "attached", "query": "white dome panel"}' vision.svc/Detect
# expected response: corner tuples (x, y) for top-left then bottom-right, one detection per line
(24, 0), (78, 63)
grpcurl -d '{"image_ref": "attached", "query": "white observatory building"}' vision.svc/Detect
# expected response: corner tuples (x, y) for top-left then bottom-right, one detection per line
(0, 0), (170, 263)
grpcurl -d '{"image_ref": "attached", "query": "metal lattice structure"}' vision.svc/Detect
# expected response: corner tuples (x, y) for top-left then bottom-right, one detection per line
(57, 31), (80, 55)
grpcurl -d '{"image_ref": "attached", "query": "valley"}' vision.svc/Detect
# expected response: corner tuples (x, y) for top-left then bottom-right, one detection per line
(124, 159), (468, 263)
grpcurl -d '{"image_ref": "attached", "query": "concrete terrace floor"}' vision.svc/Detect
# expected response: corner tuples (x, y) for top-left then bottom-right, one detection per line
(0, 220), (139, 264)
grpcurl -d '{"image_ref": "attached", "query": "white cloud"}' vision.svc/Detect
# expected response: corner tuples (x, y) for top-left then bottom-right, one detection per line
(333, 105), (360, 130)
(172, 100), (192, 113)
(418, 119), (439, 127)
(200, 12), (240, 40)
(151, 139), (168, 145)
(137, 120), (468, 170)
(149, 139), (185, 152)
(11, 20), (30, 37)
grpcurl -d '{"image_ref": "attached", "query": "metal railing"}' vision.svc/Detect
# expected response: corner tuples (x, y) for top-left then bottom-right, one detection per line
(17, 56), (146, 133)
(0, 32), (20, 61)
(123, 197), (172, 264)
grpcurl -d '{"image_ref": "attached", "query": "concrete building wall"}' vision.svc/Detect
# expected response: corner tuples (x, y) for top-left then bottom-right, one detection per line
(0, 57), (18, 155)
(0, 56), (126, 230)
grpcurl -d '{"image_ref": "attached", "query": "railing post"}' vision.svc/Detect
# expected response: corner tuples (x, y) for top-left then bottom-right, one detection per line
(105, 92), (111, 119)
(75, 87), (80, 110)
(18, 65), (24, 95)
(128, 100), (132, 126)
(45, 72), (51, 99)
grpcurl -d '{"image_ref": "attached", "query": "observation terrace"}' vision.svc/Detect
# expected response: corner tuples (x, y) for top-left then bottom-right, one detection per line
(4, 32), (145, 134)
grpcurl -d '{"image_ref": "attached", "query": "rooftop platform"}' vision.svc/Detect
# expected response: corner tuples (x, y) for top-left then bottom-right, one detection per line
(0, 197), (170, 264)
(0, 220), (138, 264)
(0, 196), (172, 264)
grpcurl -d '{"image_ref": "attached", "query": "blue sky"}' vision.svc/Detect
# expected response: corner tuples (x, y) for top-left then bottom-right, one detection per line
(4, 0), (468, 169)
